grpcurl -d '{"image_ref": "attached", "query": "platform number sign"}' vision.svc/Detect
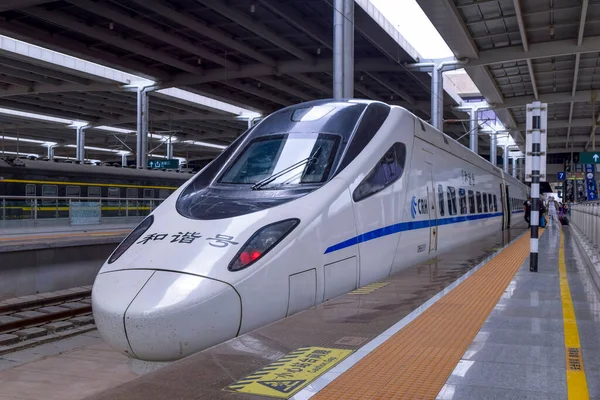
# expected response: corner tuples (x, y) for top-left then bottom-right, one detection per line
(557, 172), (566, 181)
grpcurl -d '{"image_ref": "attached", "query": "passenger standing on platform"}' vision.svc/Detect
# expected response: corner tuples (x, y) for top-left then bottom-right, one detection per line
(524, 197), (531, 228)
(548, 200), (557, 223)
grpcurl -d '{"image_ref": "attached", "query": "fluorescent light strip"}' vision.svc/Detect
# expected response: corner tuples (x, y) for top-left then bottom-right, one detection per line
(0, 135), (57, 146)
(182, 140), (227, 150)
(0, 150), (39, 157)
(0, 107), (74, 124)
(65, 144), (131, 155)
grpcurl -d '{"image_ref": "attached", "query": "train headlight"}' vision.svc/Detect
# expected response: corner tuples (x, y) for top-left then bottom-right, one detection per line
(228, 219), (299, 271)
(107, 215), (154, 264)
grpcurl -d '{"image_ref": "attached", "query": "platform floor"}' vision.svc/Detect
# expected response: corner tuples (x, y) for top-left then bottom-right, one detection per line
(0, 224), (133, 252)
(84, 226), (529, 400)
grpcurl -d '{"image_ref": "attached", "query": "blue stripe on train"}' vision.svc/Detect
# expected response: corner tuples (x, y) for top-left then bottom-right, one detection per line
(324, 211), (517, 254)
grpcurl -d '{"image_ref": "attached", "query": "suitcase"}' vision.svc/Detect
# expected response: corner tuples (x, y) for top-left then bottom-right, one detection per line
(560, 216), (569, 226)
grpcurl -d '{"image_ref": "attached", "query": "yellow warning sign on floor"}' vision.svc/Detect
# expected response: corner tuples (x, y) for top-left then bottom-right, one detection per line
(224, 347), (353, 399)
(349, 281), (389, 295)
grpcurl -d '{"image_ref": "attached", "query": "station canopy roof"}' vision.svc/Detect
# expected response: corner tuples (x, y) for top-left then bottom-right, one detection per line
(0, 0), (469, 162)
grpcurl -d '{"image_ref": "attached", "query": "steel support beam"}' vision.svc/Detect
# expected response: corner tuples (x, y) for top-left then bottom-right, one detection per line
(70, 0), (238, 70)
(0, 0), (54, 12)
(22, 8), (203, 75)
(469, 35), (600, 67)
(75, 126), (85, 162)
(490, 131), (497, 165)
(333, 0), (354, 98)
(343, 0), (354, 98)
(196, 0), (314, 62)
(136, 87), (152, 169)
(469, 107), (479, 153)
(512, 157), (517, 178)
(47, 145), (54, 160)
(166, 140), (174, 159)
(121, 153), (128, 168)
(406, 59), (467, 131)
(493, 90), (594, 109)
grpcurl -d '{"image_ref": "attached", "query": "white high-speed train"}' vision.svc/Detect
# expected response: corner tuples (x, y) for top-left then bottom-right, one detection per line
(92, 99), (529, 361)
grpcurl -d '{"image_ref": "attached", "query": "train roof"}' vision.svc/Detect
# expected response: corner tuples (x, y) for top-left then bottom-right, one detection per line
(0, 157), (191, 182)
(400, 107), (528, 191)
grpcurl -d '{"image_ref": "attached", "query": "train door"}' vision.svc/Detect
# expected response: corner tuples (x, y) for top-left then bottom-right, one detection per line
(425, 162), (438, 253)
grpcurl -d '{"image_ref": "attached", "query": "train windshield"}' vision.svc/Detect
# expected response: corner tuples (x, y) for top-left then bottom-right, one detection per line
(219, 133), (339, 188)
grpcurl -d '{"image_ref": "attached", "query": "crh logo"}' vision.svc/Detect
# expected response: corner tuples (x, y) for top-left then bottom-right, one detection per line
(411, 196), (428, 219)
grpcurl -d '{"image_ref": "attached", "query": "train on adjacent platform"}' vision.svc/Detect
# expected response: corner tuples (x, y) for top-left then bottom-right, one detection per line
(92, 99), (529, 362)
(0, 159), (189, 219)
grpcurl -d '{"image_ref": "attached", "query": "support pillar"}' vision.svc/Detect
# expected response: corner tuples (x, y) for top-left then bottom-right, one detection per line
(76, 126), (85, 162)
(166, 140), (174, 160)
(490, 131), (497, 166)
(47, 145), (54, 160)
(431, 68), (444, 131)
(529, 102), (542, 273)
(121, 153), (127, 167)
(136, 88), (150, 169)
(469, 108), (478, 153)
(503, 145), (509, 173)
(333, 0), (354, 99)
(512, 157), (517, 178)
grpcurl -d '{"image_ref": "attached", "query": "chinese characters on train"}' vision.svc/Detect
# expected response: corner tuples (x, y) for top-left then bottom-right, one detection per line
(461, 169), (475, 186)
(137, 232), (239, 247)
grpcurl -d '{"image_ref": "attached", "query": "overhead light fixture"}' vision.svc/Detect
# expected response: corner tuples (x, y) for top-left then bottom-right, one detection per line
(66, 144), (129, 154)
(94, 126), (135, 134)
(0, 107), (73, 124)
(0, 150), (39, 157)
(0, 135), (57, 146)
(181, 140), (227, 150)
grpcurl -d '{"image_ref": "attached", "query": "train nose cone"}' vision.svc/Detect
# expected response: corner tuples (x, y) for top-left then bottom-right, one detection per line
(92, 270), (241, 362)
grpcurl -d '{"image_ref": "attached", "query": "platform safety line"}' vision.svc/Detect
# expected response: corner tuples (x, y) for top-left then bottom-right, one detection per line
(558, 227), (590, 399)
(310, 231), (538, 400)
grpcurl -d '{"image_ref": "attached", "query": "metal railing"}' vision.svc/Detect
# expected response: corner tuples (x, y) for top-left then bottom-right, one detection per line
(0, 195), (165, 229)
(571, 203), (600, 251)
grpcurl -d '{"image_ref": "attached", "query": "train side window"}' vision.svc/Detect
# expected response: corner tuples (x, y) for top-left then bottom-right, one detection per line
(438, 184), (445, 217)
(493, 194), (498, 212)
(25, 184), (36, 196)
(459, 188), (467, 215)
(88, 186), (101, 198)
(352, 143), (406, 202)
(447, 186), (457, 216)
(143, 189), (154, 198)
(42, 185), (58, 205)
(126, 188), (138, 198)
(66, 186), (80, 197)
(468, 190), (475, 214)
(488, 194), (493, 212)
(108, 187), (120, 198)
(483, 193), (489, 212)
(159, 189), (170, 199)
(476, 191), (482, 213)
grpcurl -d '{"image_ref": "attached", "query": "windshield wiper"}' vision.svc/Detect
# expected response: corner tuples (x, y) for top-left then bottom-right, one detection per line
(251, 146), (321, 190)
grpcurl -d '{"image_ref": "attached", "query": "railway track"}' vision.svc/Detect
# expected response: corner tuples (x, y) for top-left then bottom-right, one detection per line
(0, 287), (95, 354)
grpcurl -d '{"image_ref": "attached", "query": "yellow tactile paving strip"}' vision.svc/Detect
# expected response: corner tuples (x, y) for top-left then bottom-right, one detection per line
(313, 231), (538, 400)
